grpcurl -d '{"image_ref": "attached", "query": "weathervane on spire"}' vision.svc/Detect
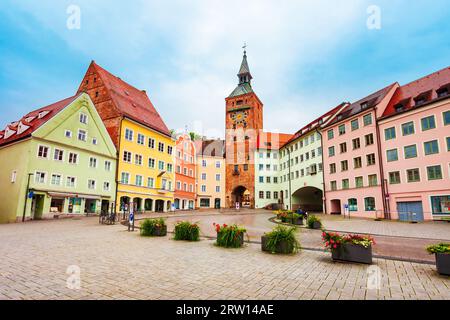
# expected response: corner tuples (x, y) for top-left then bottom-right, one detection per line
(242, 42), (247, 55)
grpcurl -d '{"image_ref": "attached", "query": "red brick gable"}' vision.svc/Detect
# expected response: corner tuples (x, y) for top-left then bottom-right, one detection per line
(77, 61), (171, 146)
(0, 95), (80, 147)
(382, 66), (450, 118)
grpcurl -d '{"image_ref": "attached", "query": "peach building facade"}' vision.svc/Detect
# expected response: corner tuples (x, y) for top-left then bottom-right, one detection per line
(321, 84), (398, 219)
(174, 133), (196, 210)
(379, 67), (450, 221)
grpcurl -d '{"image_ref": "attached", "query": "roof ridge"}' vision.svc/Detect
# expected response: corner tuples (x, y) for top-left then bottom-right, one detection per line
(400, 66), (450, 88)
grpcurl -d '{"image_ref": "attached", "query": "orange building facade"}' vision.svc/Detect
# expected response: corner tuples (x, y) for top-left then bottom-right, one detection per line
(174, 133), (196, 210)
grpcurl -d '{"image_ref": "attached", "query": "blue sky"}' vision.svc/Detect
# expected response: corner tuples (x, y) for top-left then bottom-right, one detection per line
(1, 0), (450, 138)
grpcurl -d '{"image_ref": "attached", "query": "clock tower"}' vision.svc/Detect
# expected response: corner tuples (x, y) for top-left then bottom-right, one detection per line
(225, 49), (263, 208)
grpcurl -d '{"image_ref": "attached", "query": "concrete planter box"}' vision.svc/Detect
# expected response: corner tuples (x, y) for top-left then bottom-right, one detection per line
(331, 243), (372, 264)
(435, 253), (450, 276)
(261, 235), (295, 254)
(141, 225), (167, 237)
(280, 216), (303, 225)
(309, 221), (322, 229)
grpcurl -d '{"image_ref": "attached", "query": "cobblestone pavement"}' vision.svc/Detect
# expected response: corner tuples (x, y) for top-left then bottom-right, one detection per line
(0, 217), (449, 300)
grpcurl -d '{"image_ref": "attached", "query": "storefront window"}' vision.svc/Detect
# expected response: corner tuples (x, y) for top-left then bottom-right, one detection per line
(431, 196), (450, 215)
(348, 198), (358, 211)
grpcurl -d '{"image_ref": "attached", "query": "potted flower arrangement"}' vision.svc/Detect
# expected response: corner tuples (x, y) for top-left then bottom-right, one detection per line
(261, 225), (300, 254)
(307, 215), (322, 229)
(140, 218), (167, 237)
(174, 221), (200, 241)
(426, 243), (450, 276)
(322, 231), (375, 264)
(214, 223), (246, 248)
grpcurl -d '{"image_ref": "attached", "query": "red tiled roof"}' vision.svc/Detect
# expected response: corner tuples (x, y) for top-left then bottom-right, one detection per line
(382, 66), (450, 118)
(282, 102), (347, 147)
(0, 95), (80, 147)
(195, 139), (225, 157)
(257, 132), (293, 150)
(88, 62), (171, 136)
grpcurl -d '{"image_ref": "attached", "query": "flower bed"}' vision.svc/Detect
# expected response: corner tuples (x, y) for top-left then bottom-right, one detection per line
(426, 243), (450, 276)
(261, 225), (299, 254)
(140, 218), (167, 237)
(322, 231), (375, 264)
(174, 221), (200, 241)
(214, 223), (246, 248)
(275, 210), (304, 225)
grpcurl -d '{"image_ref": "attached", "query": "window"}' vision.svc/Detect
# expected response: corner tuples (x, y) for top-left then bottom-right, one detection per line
(330, 163), (336, 174)
(444, 111), (450, 125)
(201, 173), (207, 180)
(352, 138), (360, 150)
(366, 153), (376, 166)
(354, 157), (362, 169)
(68, 152), (78, 164)
(123, 151), (132, 163)
(125, 128), (133, 141)
(202, 160), (207, 167)
(348, 198), (358, 211)
(158, 161), (165, 171)
(447, 137), (450, 151)
(148, 158), (155, 168)
(104, 161), (111, 171)
(258, 164), (263, 171)
(65, 130), (72, 138)
(135, 175), (143, 186)
(51, 174), (62, 185)
(243, 164), (249, 171)
(427, 165), (442, 180)
(259, 176), (264, 183)
(147, 177), (154, 188)
(385, 127), (396, 140)
(407, 168), (420, 182)
(134, 154), (142, 166)
(137, 134), (145, 145)
(365, 134), (374, 146)
(216, 174), (221, 181)
(266, 177), (271, 183)
(167, 163), (173, 173)
(355, 176), (363, 188)
(273, 191), (279, 199)
(89, 157), (97, 168)
(386, 149), (398, 162)
(365, 197), (375, 211)
(92, 137), (97, 145)
(88, 179), (96, 189)
(201, 185), (206, 192)
(351, 119), (359, 131)
(259, 191), (264, 199)
(66, 176), (76, 188)
(215, 161), (221, 168)
(404, 145), (417, 159)
(342, 179), (349, 189)
(368, 174), (377, 186)
(424, 140), (439, 155)
(421, 115), (436, 131)
(340, 143), (347, 154)
(35, 172), (46, 184)
(38, 145), (50, 158)
(79, 113), (88, 124)
(389, 171), (400, 184)
(103, 182), (110, 191)
(431, 195), (450, 215)
(330, 181), (337, 191)
(78, 129), (87, 142)
(338, 124), (346, 135)
(327, 129), (334, 140)
(148, 138), (155, 149)
(402, 122), (415, 136)
(266, 164), (271, 171)
(341, 160), (348, 172)
(53, 149), (64, 161)
(363, 114), (372, 126)
(121, 172), (130, 184)
(158, 142), (164, 152)
(167, 146), (173, 155)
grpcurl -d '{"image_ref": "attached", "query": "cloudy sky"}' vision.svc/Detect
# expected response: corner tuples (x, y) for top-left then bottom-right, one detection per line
(1, 0), (449, 138)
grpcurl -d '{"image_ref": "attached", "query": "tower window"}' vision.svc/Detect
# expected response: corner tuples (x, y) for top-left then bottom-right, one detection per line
(236, 100), (243, 106)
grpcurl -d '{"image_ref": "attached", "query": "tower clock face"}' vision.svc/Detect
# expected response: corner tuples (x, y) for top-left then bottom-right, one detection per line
(231, 110), (248, 126)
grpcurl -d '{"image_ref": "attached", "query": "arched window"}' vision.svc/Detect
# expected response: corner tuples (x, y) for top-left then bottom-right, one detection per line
(348, 198), (358, 211)
(365, 197), (376, 211)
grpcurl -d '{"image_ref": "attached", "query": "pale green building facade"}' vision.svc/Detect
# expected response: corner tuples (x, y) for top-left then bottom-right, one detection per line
(0, 93), (117, 223)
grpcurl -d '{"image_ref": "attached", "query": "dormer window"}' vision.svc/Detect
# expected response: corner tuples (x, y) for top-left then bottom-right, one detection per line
(437, 87), (449, 98)
(394, 104), (404, 113)
(360, 102), (368, 109)
(414, 97), (426, 106)
(38, 111), (50, 119)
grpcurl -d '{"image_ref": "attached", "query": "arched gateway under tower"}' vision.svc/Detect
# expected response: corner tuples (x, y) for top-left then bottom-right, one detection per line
(225, 49), (263, 208)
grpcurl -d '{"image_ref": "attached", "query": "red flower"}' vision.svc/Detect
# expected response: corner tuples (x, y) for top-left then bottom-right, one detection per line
(333, 244), (337, 249)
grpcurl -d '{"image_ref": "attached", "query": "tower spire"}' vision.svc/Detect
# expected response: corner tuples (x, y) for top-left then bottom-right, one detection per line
(237, 43), (252, 85)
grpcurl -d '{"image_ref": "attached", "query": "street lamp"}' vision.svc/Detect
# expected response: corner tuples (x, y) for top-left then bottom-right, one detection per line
(22, 173), (34, 222)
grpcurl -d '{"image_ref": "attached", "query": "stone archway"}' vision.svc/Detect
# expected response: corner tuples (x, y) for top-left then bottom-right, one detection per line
(232, 186), (251, 208)
(292, 186), (323, 212)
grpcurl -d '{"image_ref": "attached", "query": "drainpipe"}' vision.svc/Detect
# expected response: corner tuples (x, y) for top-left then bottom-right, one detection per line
(22, 173), (34, 222)
(315, 128), (327, 215)
(114, 117), (124, 216)
(375, 113), (389, 219)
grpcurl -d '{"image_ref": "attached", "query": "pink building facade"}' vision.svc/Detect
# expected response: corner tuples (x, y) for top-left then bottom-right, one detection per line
(379, 67), (450, 221)
(321, 84), (398, 219)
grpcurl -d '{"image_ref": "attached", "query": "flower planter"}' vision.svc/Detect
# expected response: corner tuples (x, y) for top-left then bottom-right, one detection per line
(143, 225), (167, 237)
(292, 217), (303, 226)
(216, 231), (244, 247)
(331, 243), (372, 264)
(261, 235), (294, 254)
(310, 221), (322, 229)
(435, 253), (450, 276)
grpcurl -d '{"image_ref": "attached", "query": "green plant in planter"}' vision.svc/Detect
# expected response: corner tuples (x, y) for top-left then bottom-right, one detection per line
(307, 215), (322, 229)
(264, 225), (300, 254)
(426, 243), (450, 254)
(174, 221), (200, 241)
(140, 218), (166, 236)
(214, 223), (246, 248)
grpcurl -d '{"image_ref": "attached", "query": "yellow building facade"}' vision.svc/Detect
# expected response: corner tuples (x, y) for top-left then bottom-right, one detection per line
(116, 118), (175, 213)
